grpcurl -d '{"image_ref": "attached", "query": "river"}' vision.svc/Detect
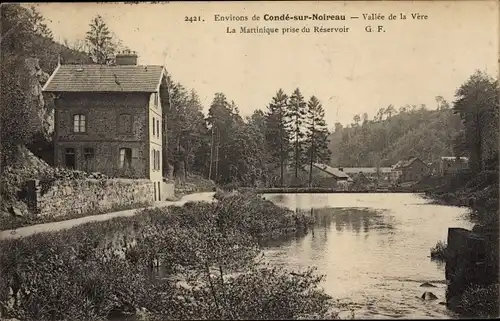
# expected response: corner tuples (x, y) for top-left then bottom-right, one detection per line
(261, 193), (474, 319)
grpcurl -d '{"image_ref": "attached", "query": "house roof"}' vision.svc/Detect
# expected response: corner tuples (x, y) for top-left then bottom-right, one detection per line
(340, 167), (392, 174)
(42, 64), (165, 93)
(393, 157), (428, 169)
(312, 163), (352, 180)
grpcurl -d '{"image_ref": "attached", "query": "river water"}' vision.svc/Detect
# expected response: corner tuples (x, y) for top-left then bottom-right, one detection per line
(261, 193), (474, 319)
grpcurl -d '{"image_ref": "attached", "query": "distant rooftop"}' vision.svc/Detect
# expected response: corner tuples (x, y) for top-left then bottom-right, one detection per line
(312, 163), (352, 180)
(393, 157), (426, 169)
(42, 64), (164, 93)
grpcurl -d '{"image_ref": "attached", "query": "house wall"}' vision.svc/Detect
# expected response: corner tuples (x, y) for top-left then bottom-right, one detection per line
(54, 92), (151, 178)
(401, 159), (430, 182)
(148, 91), (163, 200)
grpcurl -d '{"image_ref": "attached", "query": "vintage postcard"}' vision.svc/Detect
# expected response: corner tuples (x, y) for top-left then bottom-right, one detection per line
(0, 1), (498, 320)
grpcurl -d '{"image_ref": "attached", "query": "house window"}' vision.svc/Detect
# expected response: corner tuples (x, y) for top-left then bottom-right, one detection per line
(83, 147), (95, 171)
(154, 93), (159, 108)
(152, 117), (156, 136)
(118, 114), (132, 134)
(152, 149), (156, 170)
(73, 114), (86, 133)
(65, 148), (76, 169)
(84, 147), (95, 160)
(156, 119), (160, 138)
(156, 150), (160, 171)
(119, 148), (132, 169)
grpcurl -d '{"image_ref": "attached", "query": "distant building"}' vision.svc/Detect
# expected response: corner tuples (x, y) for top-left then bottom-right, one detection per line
(42, 51), (166, 201)
(305, 163), (353, 190)
(340, 167), (392, 185)
(439, 156), (469, 175)
(349, 171), (373, 190)
(392, 157), (430, 182)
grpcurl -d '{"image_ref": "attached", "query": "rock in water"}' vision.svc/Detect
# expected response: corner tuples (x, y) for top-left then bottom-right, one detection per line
(420, 282), (437, 287)
(421, 291), (438, 300)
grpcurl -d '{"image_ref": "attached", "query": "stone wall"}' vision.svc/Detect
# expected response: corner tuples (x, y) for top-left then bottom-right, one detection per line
(26, 178), (155, 217)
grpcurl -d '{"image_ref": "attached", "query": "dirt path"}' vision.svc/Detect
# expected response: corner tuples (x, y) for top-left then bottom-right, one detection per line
(0, 192), (215, 241)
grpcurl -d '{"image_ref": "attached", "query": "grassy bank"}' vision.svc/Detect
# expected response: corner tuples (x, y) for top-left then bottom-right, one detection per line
(425, 169), (499, 318)
(0, 192), (336, 321)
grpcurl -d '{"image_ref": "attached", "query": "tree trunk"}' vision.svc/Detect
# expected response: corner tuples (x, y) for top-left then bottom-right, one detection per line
(295, 129), (299, 179)
(475, 108), (483, 173)
(308, 132), (315, 188)
(215, 128), (220, 182)
(209, 126), (214, 180)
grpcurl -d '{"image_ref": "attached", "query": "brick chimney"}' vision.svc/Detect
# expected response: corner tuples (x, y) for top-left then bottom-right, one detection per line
(115, 49), (138, 65)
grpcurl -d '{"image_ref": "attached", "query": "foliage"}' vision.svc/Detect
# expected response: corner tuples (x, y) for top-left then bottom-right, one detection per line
(0, 194), (330, 321)
(0, 4), (91, 168)
(458, 283), (499, 318)
(265, 89), (291, 187)
(162, 76), (210, 179)
(287, 88), (307, 179)
(304, 96), (331, 186)
(330, 103), (462, 167)
(85, 14), (125, 64)
(453, 71), (499, 173)
(430, 241), (447, 261)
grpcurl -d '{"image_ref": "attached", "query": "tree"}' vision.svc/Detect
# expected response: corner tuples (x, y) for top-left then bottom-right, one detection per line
(287, 88), (307, 179)
(453, 70), (499, 172)
(304, 96), (331, 187)
(85, 15), (118, 64)
(362, 113), (369, 124)
(352, 114), (361, 126)
(0, 4), (51, 165)
(26, 5), (53, 39)
(385, 105), (396, 118)
(265, 89), (290, 187)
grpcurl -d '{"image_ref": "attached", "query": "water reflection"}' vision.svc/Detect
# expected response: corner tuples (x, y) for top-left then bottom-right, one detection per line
(297, 207), (394, 235)
(261, 193), (474, 319)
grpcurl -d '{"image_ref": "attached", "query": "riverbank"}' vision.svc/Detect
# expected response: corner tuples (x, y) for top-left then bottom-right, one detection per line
(424, 169), (499, 318)
(0, 192), (337, 321)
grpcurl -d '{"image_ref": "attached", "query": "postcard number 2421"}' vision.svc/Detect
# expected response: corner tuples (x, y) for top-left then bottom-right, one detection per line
(185, 16), (203, 22)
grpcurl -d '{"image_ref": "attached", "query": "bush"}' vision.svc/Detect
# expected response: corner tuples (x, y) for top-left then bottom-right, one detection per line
(459, 283), (499, 318)
(164, 266), (339, 320)
(430, 241), (448, 261)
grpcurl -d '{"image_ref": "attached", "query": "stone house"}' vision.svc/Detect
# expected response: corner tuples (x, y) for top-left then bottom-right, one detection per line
(42, 51), (166, 201)
(392, 157), (430, 182)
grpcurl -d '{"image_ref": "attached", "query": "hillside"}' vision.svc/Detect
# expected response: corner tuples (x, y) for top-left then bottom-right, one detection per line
(1, 4), (92, 166)
(328, 105), (463, 167)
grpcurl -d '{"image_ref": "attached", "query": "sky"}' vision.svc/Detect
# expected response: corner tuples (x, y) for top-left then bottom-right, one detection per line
(34, 1), (499, 128)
